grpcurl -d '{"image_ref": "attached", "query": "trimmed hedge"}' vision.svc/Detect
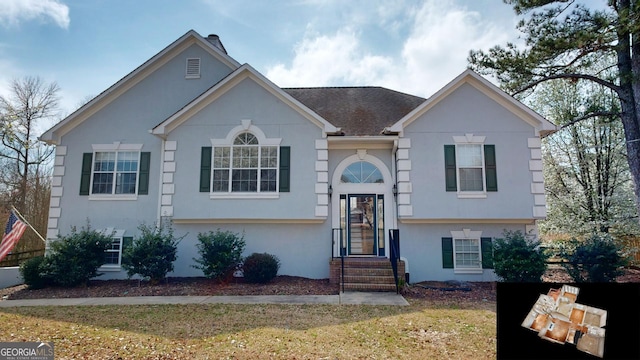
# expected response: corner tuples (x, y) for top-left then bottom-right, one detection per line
(243, 252), (280, 284)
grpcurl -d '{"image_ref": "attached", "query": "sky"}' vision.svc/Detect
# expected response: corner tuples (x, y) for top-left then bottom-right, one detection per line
(0, 0), (522, 132)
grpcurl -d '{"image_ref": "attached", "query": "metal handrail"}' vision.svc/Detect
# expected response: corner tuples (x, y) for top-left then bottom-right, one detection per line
(389, 229), (400, 294)
(332, 228), (346, 292)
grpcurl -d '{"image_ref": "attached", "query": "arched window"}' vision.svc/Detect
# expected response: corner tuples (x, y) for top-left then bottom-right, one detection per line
(212, 132), (278, 192)
(341, 161), (384, 183)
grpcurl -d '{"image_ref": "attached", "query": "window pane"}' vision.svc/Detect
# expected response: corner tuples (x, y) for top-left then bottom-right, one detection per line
(94, 152), (115, 171)
(232, 169), (257, 192)
(457, 144), (482, 167)
(116, 173), (137, 194)
(212, 170), (229, 192)
(341, 161), (384, 183)
(260, 169), (277, 192)
(213, 147), (230, 168)
(234, 132), (258, 145)
(459, 168), (484, 191)
(261, 146), (278, 168)
(116, 151), (138, 171)
(104, 251), (120, 265)
(233, 147), (258, 168)
(92, 173), (113, 194)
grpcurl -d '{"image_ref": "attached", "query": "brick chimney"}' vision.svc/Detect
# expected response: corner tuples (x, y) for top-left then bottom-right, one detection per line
(206, 34), (227, 54)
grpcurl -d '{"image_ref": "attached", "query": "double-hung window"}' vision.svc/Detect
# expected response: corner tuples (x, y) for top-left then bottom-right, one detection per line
(444, 134), (497, 197)
(80, 143), (150, 199)
(98, 228), (132, 270)
(457, 144), (484, 191)
(93, 151), (139, 194)
(442, 229), (493, 274)
(454, 238), (481, 269)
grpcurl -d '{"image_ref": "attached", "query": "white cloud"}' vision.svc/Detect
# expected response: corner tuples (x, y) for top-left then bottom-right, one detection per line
(0, 0), (70, 29)
(266, 0), (512, 97)
(267, 28), (393, 88)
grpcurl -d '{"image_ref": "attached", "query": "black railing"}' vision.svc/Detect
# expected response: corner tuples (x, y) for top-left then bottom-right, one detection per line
(389, 229), (400, 294)
(332, 228), (346, 292)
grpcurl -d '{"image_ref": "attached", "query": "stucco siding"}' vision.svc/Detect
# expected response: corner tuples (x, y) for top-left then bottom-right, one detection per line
(98, 222), (331, 280)
(51, 43), (235, 237)
(399, 223), (529, 282)
(169, 78), (324, 220)
(405, 83), (538, 220)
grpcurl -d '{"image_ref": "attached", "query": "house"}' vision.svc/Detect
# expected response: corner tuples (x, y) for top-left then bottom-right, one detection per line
(39, 30), (556, 287)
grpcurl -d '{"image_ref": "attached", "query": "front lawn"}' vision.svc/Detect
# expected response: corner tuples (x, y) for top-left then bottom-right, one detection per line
(0, 298), (496, 359)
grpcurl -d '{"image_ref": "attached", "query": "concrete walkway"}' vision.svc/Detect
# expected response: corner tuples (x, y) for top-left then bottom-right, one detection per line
(0, 292), (409, 307)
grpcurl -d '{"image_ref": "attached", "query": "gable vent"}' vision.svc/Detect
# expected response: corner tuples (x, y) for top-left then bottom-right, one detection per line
(186, 58), (201, 79)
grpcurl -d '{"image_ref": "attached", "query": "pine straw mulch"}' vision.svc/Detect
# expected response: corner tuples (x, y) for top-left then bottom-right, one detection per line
(1, 267), (638, 303)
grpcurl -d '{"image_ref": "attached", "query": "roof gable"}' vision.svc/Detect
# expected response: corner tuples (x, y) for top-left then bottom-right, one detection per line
(152, 64), (340, 136)
(387, 69), (557, 136)
(40, 30), (241, 145)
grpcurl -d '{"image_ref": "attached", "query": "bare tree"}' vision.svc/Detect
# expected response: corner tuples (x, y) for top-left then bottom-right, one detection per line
(0, 76), (59, 212)
(0, 77), (60, 259)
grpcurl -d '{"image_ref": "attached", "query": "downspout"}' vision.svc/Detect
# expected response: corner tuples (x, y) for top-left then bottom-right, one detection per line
(391, 139), (398, 230)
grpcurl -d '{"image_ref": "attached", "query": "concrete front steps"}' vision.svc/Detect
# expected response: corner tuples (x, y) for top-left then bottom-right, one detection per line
(329, 257), (405, 292)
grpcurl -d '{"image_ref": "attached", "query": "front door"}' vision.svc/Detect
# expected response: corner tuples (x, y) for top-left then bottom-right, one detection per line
(341, 194), (384, 256)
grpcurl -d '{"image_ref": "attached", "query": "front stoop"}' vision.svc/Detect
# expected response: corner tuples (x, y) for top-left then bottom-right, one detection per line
(330, 258), (405, 292)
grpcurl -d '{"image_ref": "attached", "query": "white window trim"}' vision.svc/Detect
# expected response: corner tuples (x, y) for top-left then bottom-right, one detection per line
(89, 143), (143, 201)
(99, 228), (125, 271)
(209, 120), (282, 199)
(450, 229), (483, 274)
(453, 134), (487, 199)
(186, 58), (201, 79)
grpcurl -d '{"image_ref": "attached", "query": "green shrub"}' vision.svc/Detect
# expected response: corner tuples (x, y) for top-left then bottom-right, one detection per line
(492, 230), (549, 282)
(122, 223), (183, 283)
(44, 226), (113, 287)
(19, 256), (49, 289)
(561, 234), (628, 282)
(192, 229), (245, 280)
(243, 252), (280, 284)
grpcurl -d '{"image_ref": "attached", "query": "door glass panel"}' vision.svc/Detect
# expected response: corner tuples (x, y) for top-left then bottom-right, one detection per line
(340, 195), (346, 251)
(348, 195), (376, 255)
(377, 195), (384, 253)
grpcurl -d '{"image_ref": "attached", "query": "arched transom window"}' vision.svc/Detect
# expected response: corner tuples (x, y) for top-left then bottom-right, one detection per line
(341, 161), (384, 184)
(212, 132), (278, 192)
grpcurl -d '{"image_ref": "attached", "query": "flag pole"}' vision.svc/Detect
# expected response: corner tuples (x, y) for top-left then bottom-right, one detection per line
(10, 206), (47, 243)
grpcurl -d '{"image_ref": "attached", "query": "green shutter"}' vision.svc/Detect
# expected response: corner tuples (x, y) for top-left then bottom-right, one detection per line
(442, 237), (454, 269)
(122, 236), (133, 264)
(80, 152), (93, 195)
(122, 236), (133, 251)
(279, 146), (290, 192)
(481, 237), (494, 269)
(444, 145), (457, 191)
(484, 145), (497, 192)
(137, 152), (150, 195)
(200, 147), (212, 192)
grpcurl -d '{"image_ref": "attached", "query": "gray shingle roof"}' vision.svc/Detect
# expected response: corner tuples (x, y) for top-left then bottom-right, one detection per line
(283, 87), (425, 136)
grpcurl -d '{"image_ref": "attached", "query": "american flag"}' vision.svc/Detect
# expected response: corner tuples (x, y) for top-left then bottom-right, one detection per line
(0, 211), (27, 262)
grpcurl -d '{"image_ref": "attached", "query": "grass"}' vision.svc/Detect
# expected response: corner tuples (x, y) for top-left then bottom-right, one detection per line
(0, 298), (496, 359)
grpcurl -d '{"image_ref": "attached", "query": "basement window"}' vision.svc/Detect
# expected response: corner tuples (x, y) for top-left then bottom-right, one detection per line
(186, 58), (201, 79)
